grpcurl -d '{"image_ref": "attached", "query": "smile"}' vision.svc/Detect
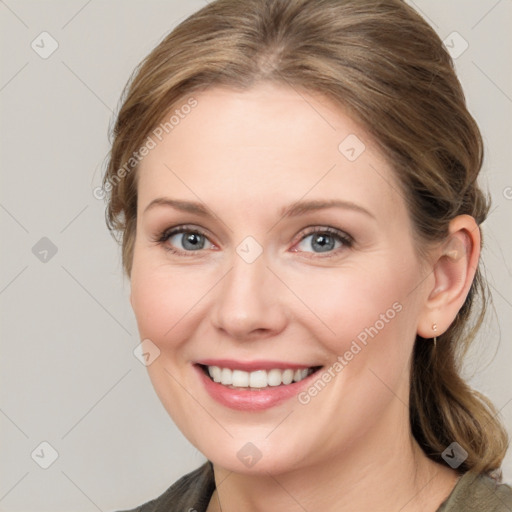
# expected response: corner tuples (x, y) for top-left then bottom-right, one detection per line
(194, 359), (324, 410)
(203, 365), (319, 389)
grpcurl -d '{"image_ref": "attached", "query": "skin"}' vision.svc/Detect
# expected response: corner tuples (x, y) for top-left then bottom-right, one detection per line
(130, 83), (480, 511)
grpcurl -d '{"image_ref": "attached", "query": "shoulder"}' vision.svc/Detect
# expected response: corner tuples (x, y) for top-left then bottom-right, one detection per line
(114, 461), (215, 512)
(438, 471), (512, 512)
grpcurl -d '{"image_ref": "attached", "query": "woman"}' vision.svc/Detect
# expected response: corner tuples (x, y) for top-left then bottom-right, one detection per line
(104, 0), (511, 510)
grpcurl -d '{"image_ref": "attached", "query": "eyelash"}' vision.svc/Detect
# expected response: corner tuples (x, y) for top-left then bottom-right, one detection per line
(155, 225), (212, 258)
(156, 225), (353, 258)
(295, 226), (353, 258)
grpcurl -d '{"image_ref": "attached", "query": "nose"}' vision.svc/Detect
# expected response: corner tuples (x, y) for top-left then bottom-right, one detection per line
(211, 253), (288, 341)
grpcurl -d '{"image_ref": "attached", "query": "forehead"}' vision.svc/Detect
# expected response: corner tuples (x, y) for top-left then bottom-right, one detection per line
(136, 83), (405, 219)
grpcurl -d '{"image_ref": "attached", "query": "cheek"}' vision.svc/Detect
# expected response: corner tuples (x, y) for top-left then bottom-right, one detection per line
(129, 254), (207, 348)
(290, 261), (416, 353)
(287, 263), (420, 435)
(129, 254), (213, 441)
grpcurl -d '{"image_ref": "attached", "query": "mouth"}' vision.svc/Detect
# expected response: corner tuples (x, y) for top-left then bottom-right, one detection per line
(197, 364), (323, 390)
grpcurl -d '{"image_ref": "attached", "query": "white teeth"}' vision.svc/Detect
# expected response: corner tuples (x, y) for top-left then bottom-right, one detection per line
(209, 366), (222, 382)
(206, 365), (315, 388)
(249, 370), (267, 388)
(232, 369), (249, 387)
(267, 369), (283, 387)
(282, 369), (294, 385)
(221, 367), (233, 385)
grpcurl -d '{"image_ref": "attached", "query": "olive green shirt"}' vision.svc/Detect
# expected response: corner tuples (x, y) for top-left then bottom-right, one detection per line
(117, 461), (512, 511)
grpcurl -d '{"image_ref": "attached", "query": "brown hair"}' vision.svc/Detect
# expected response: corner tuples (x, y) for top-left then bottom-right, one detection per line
(104, 0), (508, 476)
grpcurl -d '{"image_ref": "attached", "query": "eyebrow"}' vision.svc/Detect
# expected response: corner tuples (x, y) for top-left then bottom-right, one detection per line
(143, 197), (374, 220)
(144, 198), (209, 215)
(280, 199), (375, 220)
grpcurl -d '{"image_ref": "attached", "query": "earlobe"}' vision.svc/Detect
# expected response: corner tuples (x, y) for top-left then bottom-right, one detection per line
(417, 215), (481, 339)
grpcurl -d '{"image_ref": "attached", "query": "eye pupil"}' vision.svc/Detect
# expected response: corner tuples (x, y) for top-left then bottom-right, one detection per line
(312, 234), (335, 252)
(182, 232), (205, 250)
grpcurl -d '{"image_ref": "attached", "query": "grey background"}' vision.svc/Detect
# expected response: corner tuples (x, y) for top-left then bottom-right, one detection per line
(0, 1), (511, 510)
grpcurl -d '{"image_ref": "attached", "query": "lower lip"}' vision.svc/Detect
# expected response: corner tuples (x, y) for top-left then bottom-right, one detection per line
(194, 365), (320, 411)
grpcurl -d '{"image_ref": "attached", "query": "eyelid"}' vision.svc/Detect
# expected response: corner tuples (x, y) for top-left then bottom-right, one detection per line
(293, 226), (353, 245)
(157, 224), (210, 243)
(155, 224), (353, 257)
(156, 224), (217, 256)
(290, 226), (354, 256)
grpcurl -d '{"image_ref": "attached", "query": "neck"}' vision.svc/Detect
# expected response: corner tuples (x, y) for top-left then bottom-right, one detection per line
(207, 402), (458, 512)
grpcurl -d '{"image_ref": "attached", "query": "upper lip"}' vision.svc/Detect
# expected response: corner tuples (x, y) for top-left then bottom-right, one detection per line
(196, 359), (321, 372)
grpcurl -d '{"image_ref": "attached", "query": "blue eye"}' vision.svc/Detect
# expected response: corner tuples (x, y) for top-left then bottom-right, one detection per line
(157, 225), (351, 257)
(160, 227), (214, 253)
(170, 231), (206, 250)
(296, 228), (351, 254)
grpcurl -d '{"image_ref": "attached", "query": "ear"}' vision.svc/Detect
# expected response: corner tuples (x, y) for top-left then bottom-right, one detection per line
(417, 215), (481, 339)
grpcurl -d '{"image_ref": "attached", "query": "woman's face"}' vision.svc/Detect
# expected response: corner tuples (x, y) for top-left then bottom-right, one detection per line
(131, 83), (431, 474)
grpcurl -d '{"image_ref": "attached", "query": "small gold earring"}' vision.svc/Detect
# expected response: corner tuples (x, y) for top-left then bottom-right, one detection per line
(432, 323), (437, 349)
